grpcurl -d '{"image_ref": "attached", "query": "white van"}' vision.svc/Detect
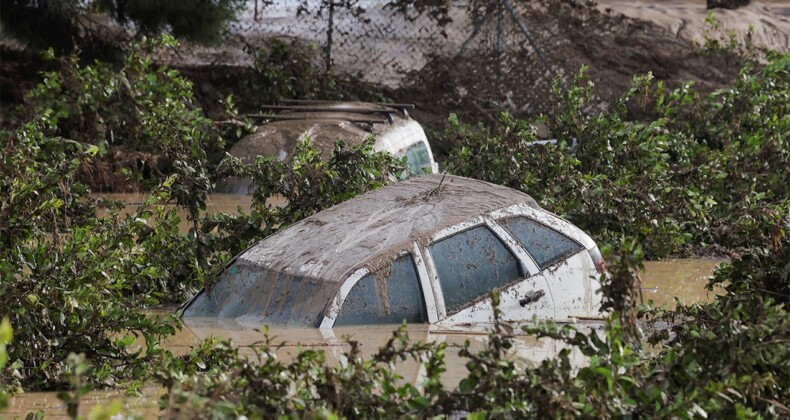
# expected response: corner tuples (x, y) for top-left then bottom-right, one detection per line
(217, 101), (438, 193)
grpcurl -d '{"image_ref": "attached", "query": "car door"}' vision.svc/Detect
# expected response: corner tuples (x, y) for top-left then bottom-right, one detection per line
(422, 219), (555, 325)
(496, 214), (599, 320)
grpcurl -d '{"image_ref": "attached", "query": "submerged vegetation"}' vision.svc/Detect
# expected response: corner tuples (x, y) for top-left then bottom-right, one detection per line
(0, 34), (787, 418)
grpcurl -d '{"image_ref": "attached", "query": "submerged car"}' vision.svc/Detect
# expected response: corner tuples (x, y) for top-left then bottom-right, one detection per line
(184, 175), (605, 328)
(217, 101), (439, 193)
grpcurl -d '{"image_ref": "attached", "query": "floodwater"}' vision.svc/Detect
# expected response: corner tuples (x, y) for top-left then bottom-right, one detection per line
(3, 254), (724, 418)
(94, 193), (256, 232)
(640, 258), (723, 308)
(3, 191), (726, 417)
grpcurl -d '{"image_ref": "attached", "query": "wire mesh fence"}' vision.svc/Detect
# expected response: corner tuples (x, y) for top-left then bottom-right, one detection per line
(230, 2), (550, 84)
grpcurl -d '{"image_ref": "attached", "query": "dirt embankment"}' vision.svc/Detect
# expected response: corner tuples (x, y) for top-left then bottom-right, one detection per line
(394, 0), (774, 138)
(596, 0), (790, 53)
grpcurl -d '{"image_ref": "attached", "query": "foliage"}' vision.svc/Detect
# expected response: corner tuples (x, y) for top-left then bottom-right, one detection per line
(0, 318), (12, 409)
(0, 0), (244, 54)
(1, 36), (227, 298)
(0, 37), (405, 391)
(0, 109), (190, 390)
(156, 326), (446, 418)
(699, 11), (759, 58)
(635, 229), (790, 417)
(0, 171), (180, 392)
(18, 36), (229, 193)
(445, 55), (789, 258)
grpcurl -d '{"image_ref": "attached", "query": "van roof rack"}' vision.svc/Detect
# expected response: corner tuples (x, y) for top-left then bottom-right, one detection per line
(246, 113), (389, 125)
(281, 99), (415, 113)
(253, 101), (415, 122)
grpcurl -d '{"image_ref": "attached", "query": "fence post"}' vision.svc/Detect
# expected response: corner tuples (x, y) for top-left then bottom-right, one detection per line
(325, 0), (335, 72)
(496, 0), (504, 99)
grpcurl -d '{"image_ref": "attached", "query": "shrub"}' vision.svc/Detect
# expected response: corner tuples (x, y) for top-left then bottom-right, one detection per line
(445, 55), (789, 258)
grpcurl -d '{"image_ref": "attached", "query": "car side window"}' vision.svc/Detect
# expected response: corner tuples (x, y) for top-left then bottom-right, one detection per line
(335, 255), (427, 326)
(403, 141), (433, 175)
(498, 216), (584, 270)
(429, 225), (521, 313)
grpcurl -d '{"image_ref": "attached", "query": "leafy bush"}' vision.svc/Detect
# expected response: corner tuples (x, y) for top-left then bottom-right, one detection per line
(445, 55), (789, 258)
(156, 327), (446, 418)
(202, 137), (407, 263)
(17, 36), (230, 193)
(0, 125), (181, 390)
(0, 318), (12, 409)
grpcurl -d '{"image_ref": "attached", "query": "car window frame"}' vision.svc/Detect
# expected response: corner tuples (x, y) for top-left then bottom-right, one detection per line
(496, 215), (585, 270)
(421, 215), (541, 320)
(490, 203), (596, 251)
(320, 244), (438, 329)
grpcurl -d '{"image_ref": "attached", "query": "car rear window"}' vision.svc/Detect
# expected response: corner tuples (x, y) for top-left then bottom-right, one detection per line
(335, 255), (427, 325)
(498, 216), (583, 270)
(403, 141), (433, 175)
(429, 225), (521, 314)
(184, 261), (329, 327)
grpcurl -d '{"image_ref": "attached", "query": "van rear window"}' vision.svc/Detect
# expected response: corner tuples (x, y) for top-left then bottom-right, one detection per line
(403, 141), (433, 176)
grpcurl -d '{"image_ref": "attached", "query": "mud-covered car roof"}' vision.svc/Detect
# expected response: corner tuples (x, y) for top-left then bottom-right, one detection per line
(185, 175), (544, 325)
(235, 174), (540, 282)
(230, 102), (418, 163)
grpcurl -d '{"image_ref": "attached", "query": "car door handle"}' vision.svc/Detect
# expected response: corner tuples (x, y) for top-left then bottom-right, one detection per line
(519, 289), (545, 307)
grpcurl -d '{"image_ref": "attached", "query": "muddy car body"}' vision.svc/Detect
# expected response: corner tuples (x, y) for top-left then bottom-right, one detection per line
(218, 101), (438, 193)
(184, 175), (604, 328)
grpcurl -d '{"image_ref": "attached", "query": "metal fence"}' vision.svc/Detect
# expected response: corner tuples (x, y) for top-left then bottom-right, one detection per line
(226, 0), (559, 98)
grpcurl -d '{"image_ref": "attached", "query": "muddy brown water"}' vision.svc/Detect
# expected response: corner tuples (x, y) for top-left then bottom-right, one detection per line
(6, 196), (724, 417)
(94, 193), (256, 231)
